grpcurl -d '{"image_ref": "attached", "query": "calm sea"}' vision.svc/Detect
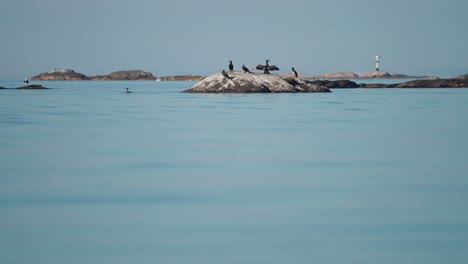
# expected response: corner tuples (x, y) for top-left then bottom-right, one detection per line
(1, 80), (468, 264)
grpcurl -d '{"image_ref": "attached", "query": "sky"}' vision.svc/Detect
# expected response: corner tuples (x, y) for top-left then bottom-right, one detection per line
(1, 0), (467, 79)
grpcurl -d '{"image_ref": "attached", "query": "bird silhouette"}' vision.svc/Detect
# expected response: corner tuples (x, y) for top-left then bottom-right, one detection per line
(256, 59), (280, 74)
(292, 67), (298, 78)
(221, 69), (232, 80)
(242, 64), (250, 73)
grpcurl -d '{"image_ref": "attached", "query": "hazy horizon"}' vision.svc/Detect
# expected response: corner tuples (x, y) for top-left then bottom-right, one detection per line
(1, 0), (467, 79)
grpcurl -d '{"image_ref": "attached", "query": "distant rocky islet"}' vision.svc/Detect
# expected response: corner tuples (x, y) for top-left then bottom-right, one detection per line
(30, 69), (158, 81)
(0, 84), (49, 90)
(308, 74), (468, 89)
(297, 71), (437, 80)
(29, 69), (204, 81)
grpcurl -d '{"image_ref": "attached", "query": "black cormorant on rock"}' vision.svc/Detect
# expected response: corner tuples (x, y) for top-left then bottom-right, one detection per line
(242, 64), (250, 73)
(292, 67), (298, 78)
(256, 59), (280, 74)
(228, 60), (234, 71)
(221, 69), (232, 80)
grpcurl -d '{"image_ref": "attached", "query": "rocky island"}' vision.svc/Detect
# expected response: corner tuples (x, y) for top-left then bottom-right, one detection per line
(30, 69), (207, 81)
(30, 69), (89, 80)
(89, 70), (157, 80)
(300, 71), (436, 80)
(306, 73), (468, 88)
(160, 75), (205, 81)
(16, 84), (49, 90)
(30, 69), (157, 81)
(0, 84), (49, 90)
(360, 74), (468, 88)
(183, 71), (330, 93)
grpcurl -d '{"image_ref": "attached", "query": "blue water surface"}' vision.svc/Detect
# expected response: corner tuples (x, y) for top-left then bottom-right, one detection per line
(1, 80), (468, 264)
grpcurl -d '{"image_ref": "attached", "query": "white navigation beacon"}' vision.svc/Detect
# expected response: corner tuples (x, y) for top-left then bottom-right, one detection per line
(375, 53), (380, 72)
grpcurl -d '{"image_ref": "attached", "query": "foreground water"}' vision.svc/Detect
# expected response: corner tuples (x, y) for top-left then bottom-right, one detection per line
(1, 80), (468, 264)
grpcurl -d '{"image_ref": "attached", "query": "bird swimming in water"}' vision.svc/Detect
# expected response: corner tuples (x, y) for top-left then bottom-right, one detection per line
(125, 87), (131, 93)
(256, 59), (280, 74)
(228, 60), (234, 71)
(242, 64), (250, 73)
(221, 69), (232, 80)
(292, 67), (298, 78)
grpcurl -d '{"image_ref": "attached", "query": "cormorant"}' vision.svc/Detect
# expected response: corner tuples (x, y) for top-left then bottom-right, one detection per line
(256, 59), (280, 74)
(24, 79), (29, 84)
(242, 64), (250, 73)
(221, 69), (232, 80)
(292, 67), (298, 78)
(125, 87), (131, 93)
(228, 60), (234, 71)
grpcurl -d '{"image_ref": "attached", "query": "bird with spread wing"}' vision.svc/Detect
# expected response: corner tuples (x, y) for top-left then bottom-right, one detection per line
(256, 59), (280, 74)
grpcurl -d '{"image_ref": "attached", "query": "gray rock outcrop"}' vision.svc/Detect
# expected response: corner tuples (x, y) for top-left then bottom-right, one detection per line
(299, 74), (468, 88)
(160, 75), (205, 81)
(360, 75), (468, 88)
(300, 71), (434, 79)
(183, 71), (330, 93)
(30, 69), (89, 80)
(360, 71), (392, 79)
(17, 84), (48, 90)
(307, 79), (360, 88)
(30, 69), (158, 80)
(90, 70), (157, 80)
(322, 72), (359, 79)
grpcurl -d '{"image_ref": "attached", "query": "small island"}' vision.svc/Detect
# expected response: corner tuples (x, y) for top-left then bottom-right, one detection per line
(30, 69), (158, 81)
(89, 70), (157, 80)
(30, 69), (89, 80)
(16, 84), (49, 90)
(308, 74), (468, 89)
(160, 75), (205, 81)
(0, 84), (49, 90)
(183, 71), (330, 93)
(298, 71), (436, 80)
(29, 69), (208, 81)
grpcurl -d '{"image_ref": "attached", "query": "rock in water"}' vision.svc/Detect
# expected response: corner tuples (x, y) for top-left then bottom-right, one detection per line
(89, 70), (157, 80)
(160, 75), (205, 81)
(322, 72), (359, 79)
(16, 84), (48, 90)
(307, 79), (360, 89)
(30, 69), (89, 80)
(183, 71), (330, 93)
(360, 71), (392, 79)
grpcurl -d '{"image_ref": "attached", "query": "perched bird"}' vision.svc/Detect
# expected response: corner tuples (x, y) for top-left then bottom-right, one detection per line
(221, 69), (231, 80)
(228, 60), (234, 71)
(292, 67), (298, 78)
(125, 87), (131, 93)
(242, 64), (250, 73)
(256, 59), (280, 74)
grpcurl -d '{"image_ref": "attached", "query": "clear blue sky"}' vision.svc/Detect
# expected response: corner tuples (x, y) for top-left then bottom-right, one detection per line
(1, 0), (467, 79)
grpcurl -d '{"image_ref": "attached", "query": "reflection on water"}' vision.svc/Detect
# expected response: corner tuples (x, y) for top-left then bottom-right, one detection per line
(1, 81), (468, 264)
